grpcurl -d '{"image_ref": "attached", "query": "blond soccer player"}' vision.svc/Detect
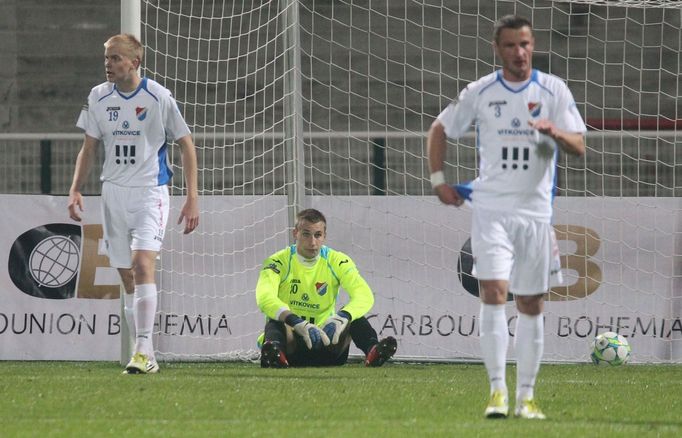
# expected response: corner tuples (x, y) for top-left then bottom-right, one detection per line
(68, 34), (199, 374)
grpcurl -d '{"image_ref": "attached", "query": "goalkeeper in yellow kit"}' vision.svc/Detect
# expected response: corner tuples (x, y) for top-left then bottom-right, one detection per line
(256, 208), (397, 367)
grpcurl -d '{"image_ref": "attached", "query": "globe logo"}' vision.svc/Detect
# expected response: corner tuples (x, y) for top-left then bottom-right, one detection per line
(29, 236), (80, 288)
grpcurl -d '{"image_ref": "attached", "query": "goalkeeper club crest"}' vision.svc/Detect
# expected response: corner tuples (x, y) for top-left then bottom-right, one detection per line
(316, 282), (328, 296)
(528, 102), (542, 117)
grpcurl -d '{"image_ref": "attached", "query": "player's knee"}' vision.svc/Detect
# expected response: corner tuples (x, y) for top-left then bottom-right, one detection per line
(480, 281), (508, 304)
(131, 259), (155, 281)
(515, 295), (544, 315)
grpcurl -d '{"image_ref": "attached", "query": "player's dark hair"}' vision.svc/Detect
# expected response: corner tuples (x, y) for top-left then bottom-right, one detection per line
(493, 15), (533, 44)
(296, 209), (326, 229)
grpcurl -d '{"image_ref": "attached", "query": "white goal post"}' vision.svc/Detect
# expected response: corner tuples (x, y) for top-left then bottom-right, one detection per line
(126, 0), (681, 363)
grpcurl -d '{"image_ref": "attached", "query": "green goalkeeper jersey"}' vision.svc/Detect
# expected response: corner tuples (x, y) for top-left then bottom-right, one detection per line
(255, 245), (374, 326)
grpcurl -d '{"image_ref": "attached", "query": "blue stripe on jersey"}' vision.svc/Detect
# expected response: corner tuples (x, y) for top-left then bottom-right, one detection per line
(157, 142), (173, 185)
(320, 246), (341, 284)
(140, 78), (160, 102)
(530, 70), (554, 96)
(496, 70), (533, 93)
(319, 246), (341, 284)
(97, 88), (116, 102)
(320, 246), (329, 260)
(111, 78), (161, 102)
(114, 77), (144, 100)
(550, 146), (559, 206)
(280, 246), (295, 284)
(483, 70), (556, 96)
(477, 73), (500, 95)
(283, 245), (340, 285)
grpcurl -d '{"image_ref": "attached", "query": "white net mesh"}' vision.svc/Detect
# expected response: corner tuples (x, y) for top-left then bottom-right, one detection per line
(140, 0), (681, 363)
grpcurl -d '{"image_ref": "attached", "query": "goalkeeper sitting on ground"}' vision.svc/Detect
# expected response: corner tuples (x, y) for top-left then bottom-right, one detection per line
(255, 208), (397, 368)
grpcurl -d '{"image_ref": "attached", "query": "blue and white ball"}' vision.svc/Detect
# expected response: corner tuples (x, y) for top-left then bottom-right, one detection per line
(591, 332), (631, 365)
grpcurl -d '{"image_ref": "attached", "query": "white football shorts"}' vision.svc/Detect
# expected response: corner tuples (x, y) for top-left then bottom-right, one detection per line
(471, 207), (561, 295)
(101, 182), (170, 268)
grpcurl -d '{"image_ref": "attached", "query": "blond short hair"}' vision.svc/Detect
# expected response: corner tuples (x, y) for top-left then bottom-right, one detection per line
(104, 34), (144, 63)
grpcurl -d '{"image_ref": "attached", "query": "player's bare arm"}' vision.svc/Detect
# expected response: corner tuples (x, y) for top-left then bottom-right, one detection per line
(67, 135), (99, 221)
(427, 119), (464, 207)
(176, 135), (200, 234)
(529, 119), (585, 157)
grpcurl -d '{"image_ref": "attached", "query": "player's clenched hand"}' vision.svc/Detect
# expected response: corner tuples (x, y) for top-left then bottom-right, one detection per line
(434, 184), (464, 207)
(67, 192), (84, 222)
(322, 311), (351, 345)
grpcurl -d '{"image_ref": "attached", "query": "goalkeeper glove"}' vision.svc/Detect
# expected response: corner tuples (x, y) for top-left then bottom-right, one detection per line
(285, 314), (330, 350)
(322, 310), (351, 345)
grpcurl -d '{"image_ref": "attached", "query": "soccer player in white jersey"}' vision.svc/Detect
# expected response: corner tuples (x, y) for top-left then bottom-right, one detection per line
(255, 209), (397, 368)
(427, 15), (586, 419)
(68, 34), (199, 374)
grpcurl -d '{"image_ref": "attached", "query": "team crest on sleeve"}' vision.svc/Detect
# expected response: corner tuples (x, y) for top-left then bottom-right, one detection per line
(264, 261), (280, 274)
(135, 106), (148, 121)
(528, 102), (542, 117)
(315, 282), (328, 296)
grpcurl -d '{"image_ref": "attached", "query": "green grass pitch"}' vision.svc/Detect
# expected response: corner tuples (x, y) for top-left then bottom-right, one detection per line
(0, 361), (680, 437)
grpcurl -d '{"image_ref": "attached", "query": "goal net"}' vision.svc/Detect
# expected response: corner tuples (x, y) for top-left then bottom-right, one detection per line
(140, 0), (682, 363)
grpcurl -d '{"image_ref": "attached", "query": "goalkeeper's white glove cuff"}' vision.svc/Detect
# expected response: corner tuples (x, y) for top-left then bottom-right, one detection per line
(286, 313), (330, 349)
(322, 310), (352, 345)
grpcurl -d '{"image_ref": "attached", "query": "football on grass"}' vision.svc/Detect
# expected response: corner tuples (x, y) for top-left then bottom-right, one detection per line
(590, 332), (631, 365)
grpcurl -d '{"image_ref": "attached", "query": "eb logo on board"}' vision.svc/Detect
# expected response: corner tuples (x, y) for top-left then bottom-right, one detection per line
(8, 223), (119, 300)
(457, 225), (602, 301)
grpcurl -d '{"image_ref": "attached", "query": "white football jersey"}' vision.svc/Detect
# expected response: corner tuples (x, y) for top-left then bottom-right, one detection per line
(76, 77), (191, 187)
(438, 69), (586, 221)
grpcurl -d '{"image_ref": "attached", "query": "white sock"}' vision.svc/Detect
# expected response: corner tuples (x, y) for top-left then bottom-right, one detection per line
(514, 312), (544, 402)
(134, 284), (157, 359)
(123, 291), (136, 342)
(480, 303), (509, 396)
